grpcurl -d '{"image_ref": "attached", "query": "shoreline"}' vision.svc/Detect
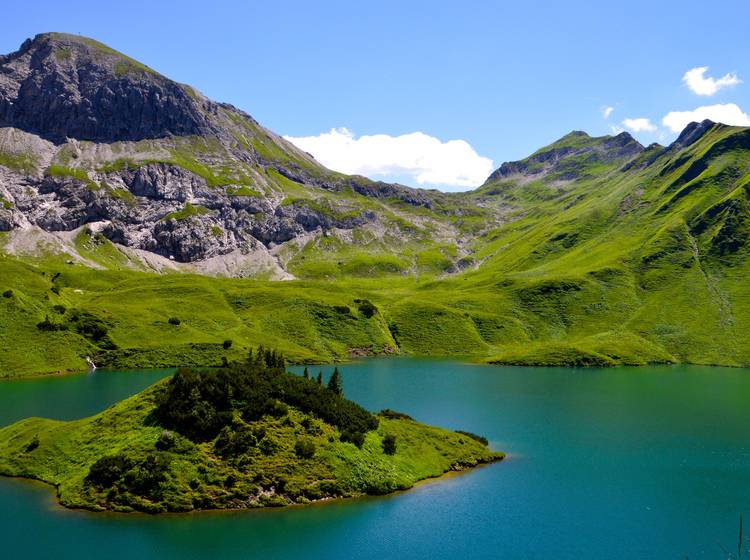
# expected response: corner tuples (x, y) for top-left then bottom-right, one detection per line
(2, 353), (749, 382)
(0, 454), (505, 517)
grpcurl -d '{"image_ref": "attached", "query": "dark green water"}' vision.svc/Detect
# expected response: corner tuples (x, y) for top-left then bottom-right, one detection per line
(1, 359), (749, 559)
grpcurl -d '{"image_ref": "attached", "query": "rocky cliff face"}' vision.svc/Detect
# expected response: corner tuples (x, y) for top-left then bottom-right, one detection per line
(0, 146), (381, 263)
(0, 33), (218, 143)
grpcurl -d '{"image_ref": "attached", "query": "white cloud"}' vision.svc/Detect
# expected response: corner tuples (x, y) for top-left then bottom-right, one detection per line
(602, 106), (614, 119)
(661, 103), (750, 133)
(682, 66), (741, 96)
(622, 117), (657, 133)
(284, 128), (494, 190)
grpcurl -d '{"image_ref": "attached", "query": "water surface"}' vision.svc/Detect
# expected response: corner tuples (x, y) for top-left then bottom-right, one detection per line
(1, 359), (749, 559)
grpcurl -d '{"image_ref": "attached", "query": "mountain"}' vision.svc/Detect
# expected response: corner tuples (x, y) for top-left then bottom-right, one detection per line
(0, 33), (481, 277)
(465, 118), (750, 367)
(3, 33), (750, 375)
(486, 129), (644, 183)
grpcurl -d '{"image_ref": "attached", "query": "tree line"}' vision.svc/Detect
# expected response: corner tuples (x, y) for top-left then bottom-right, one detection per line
(153, 347), (377, 445)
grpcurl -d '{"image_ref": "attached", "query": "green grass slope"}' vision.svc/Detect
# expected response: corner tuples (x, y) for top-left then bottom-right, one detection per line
(5, 122), (750, 375)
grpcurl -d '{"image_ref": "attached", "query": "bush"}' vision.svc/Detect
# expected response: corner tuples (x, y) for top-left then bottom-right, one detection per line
(355, 299), (377, 318)
(25, 435), (40, 453)
(168, 317), (181, 325)
(36, 315), (66, 332)
(294, 438), (316, 459)
(2, 289), (12, 298)
(52, 304), (67, 314)
(259, 437), (279, 455)
(66, 310), (117, 349)
(88, 453), (172, 502)
(243, 397), (290, 421)
(214, 425), (264, 457)
(378, 409), (413, 421)
(318, 480), (345, 497)
(74, 312), (109, 342)
(264, 399), (288, 418)
(456, 430), (489, 446)
(301, 417), (322, 435)
(382, 434), (397, 455)
(122, 453), (171, 500)
(222, 339), (233, 349)
(87, 454), (133, 488)
(341, 430), (365, 448)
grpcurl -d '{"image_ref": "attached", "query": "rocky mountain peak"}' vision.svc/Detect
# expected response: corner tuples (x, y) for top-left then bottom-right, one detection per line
(0, 33), (218, 143)
(486, 130), (644, 183)
(670, 119), (717, 151)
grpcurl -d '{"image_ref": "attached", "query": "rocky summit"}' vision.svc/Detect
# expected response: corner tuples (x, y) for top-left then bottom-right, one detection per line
(0, 33), (218, 143)
(0, 33), (465, 274)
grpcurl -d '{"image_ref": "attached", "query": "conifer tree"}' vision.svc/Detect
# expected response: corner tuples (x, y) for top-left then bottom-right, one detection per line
(327, 367), (343, 396)
(317, 372), (323, 385)
(303, 367), (310, 380)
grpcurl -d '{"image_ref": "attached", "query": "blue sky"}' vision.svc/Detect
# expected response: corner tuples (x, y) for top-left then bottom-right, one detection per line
(2, 0), (749, 190)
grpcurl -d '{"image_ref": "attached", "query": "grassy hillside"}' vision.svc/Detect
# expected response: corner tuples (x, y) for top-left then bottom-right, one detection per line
(0, 355), (501, 513)
(4, 122), (750, 376)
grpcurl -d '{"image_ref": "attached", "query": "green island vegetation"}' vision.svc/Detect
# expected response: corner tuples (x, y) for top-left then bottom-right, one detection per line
(0, 348), (502, 513)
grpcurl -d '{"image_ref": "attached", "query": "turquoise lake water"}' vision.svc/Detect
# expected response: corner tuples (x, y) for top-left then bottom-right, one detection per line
(1, 358), (749, 559)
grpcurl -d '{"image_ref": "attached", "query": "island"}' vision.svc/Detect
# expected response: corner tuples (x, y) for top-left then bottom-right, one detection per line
(0, 349), (503, 513)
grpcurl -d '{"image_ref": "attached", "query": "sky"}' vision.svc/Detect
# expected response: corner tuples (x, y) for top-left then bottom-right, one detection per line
(2, 0), (750, 191)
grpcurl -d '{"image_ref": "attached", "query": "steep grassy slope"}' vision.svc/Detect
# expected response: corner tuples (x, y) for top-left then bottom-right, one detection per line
(456, 122), (750, 366)
(0, 361), (501, 513)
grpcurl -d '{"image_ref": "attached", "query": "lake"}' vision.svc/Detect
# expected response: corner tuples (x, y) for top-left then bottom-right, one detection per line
(1, 358), (749, 559)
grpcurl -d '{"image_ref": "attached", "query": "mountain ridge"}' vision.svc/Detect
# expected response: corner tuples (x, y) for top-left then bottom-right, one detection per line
(4, 34), (750, 374)
(0, 33), (483, 272)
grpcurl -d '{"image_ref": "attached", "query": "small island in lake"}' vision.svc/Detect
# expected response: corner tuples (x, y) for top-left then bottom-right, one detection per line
(0, 349), (502, 513)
